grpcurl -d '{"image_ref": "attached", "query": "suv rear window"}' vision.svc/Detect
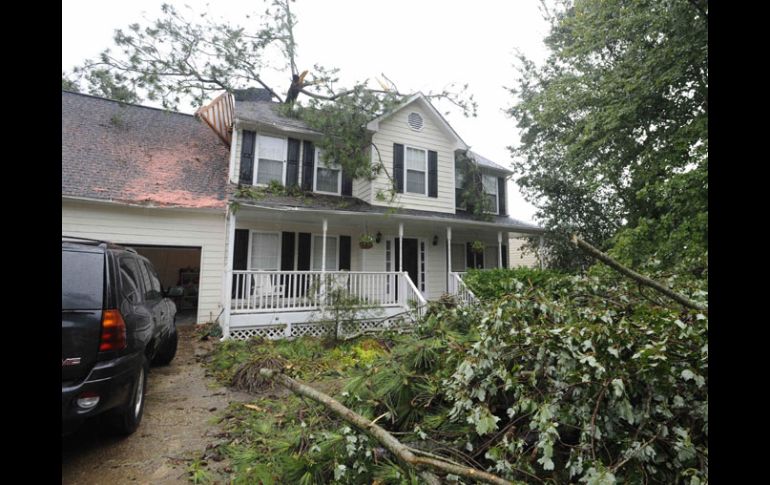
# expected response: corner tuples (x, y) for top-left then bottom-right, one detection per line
(62, 250), (104, 310)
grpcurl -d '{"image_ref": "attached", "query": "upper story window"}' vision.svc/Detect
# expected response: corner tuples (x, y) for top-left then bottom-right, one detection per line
(483, 174), (498, 214)
(314, 149), (341, 195)
(455, 166), (465, 209)
(256, 135), (286, 185)
(405, 146), (428, 195)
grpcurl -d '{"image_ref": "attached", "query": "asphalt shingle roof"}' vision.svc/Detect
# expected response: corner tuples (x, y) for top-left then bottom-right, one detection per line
(229, 185), (542, 232)
(62, 91), (229, 209)
(468, 151), (512, 174)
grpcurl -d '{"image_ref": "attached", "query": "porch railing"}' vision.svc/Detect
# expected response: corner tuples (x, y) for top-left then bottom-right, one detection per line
(448, 271), (478, 305)
(403, 271), (428, 319)
(231, 270), (415, 314)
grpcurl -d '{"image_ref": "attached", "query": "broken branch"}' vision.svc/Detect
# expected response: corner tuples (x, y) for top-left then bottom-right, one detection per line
(259, 368), (518, 485)
(571, 235), (707, 314)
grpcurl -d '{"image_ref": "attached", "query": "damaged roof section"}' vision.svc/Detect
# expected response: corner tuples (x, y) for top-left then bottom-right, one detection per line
(233, 88), (321, 136)
(61, 91), (229, 209)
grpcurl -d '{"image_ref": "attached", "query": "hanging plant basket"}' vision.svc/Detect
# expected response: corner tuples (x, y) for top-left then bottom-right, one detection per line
(470, 240), (485, 254)
(359, 234), (375, 249)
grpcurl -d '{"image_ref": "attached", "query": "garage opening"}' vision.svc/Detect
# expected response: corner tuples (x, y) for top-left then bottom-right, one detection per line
(125, 245), (202, 326)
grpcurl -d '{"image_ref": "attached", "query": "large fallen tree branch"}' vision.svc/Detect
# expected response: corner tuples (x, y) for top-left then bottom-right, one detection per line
(259, 368), (518, 485)
(571, 235), (708, 314)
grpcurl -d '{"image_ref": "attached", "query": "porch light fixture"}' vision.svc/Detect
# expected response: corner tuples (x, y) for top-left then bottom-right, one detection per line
(432, 235), (438, 246)
(376, 231), (382, 243)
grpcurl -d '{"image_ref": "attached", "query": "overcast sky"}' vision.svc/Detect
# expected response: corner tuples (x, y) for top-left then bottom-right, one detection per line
(62, 0), (551, 224)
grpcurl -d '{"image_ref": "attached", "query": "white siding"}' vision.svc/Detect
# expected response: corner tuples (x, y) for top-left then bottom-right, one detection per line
(62, 199), (227, 324)
(369, 106), (458, 213)
(508, 237), (540, 268)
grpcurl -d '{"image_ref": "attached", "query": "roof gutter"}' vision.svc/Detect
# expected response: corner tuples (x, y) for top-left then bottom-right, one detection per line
(62, 196), (227, 214)
(236, 201), (544, 234)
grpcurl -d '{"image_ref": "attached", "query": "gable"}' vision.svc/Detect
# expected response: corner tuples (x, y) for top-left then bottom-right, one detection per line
(367, 95), (467, 151)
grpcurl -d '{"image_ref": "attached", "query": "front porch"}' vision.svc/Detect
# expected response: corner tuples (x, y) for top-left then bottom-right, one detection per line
(220, 203), (536, 339)
(228, 270), (425, 340)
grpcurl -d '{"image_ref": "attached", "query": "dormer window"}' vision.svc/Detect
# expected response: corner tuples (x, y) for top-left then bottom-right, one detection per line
(405, 146), (428, 195)
(314, 148), (341, 195)
(256, 134), (286, 185)
(483, 174), (498, 215)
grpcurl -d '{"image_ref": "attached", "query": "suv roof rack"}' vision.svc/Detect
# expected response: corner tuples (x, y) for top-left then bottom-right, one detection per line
(62, 235), (136, 252)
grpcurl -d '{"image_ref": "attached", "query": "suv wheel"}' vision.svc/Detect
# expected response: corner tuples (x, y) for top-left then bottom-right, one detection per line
(107, 357), (148, 435)
(152, 324), (178, 366)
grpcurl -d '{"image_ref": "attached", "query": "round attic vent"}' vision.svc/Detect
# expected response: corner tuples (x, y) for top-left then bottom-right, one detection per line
(407, 112), (424, 131)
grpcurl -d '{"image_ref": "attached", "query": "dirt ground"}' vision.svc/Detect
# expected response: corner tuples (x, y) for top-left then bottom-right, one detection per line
(61, 322), (250, 484)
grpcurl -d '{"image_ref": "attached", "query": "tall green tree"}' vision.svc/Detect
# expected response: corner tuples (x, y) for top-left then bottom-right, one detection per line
(509, 0), (707, 273)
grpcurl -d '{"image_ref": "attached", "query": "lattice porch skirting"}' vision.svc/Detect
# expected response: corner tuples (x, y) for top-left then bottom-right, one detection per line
(227, 314), (415, 341)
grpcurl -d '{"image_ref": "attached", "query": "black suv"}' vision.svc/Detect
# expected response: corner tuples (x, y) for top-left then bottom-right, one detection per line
(62, 237), (178, 435)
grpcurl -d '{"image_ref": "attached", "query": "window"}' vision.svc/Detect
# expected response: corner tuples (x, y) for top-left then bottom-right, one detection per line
(119, 256), (143, 303)
(142, 261), (164, 300)
(137, 260), (159, 301)
(405, 146), (427, 195)
(314, 149), (341, 195)
(484, 246), (499, 269)
(483, 174), (498, 214)
(250, 232), (280, 270)
(451, 243), (466, 271)
(312, 235), (338, 270)
(256, 135), (286, 185)
(455, 166), (465, 209)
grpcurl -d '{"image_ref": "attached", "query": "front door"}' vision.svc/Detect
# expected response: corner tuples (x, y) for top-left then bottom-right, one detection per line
(394, 238), (421, 294)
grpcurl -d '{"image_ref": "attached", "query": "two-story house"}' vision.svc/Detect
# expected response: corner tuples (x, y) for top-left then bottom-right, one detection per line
(61, 88), (542, 340)
(216, 88), (542, 339)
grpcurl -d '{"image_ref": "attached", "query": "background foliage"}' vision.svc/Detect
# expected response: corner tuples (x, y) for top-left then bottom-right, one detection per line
(508, 0), (708, 272)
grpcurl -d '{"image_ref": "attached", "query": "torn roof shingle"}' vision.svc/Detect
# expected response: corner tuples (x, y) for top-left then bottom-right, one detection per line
(61, 91), (229, 209)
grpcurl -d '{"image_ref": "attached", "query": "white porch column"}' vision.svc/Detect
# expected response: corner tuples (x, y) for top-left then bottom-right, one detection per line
(321, 218), (328, 273)
(498, 231), (503, 269)
(221, 208), (236, 340)
(446, 226), (452, 292)
(398, 223), (404, 272)
(539, 235), (545, 269)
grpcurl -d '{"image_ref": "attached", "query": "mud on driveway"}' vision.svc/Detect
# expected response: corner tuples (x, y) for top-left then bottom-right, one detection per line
(62, 325), (250, 484)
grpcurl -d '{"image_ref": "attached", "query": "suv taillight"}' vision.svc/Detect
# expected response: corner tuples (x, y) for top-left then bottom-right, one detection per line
(100, 309), (127, 352)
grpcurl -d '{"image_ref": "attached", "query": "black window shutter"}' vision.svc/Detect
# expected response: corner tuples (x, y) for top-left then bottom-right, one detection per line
(341, 170), (353, 196)
(297, 232), (312, 270)
(393, 143), (404, 193)
(428, 150), (438, 198)
(501, 244), (508, 268)
(232, 229), (249, 297)
(302, 141), (315, 191)
(287, 139), (300, 187)
(394, 239), (400, 302)
(466, 242), (473, 269)
(498, 177), (507, 215)
(239, 130), (256, 184)
(339, 236), (351, 270)
(280, 232), (295, 270)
